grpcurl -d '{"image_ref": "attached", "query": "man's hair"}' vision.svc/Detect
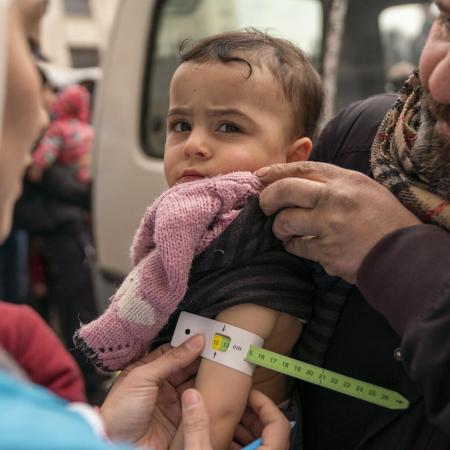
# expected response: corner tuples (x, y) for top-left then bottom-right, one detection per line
(179, 29), (324, 140)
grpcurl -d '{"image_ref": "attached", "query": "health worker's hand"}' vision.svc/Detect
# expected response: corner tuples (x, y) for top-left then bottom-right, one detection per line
(231, 390), (291, 450)
(257, 162), (421, 284)
(100, 334), (204, 449)
(101, 336), (289, 450)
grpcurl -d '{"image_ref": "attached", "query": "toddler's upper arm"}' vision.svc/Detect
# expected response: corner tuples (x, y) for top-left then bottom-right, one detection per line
(194, 304), (286, 450)
(215, 303), (281, 339)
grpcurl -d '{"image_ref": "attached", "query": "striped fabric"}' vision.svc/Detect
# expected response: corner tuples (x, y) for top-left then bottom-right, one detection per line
(154, 197), (351, 368)
(293, 265), (351, 366)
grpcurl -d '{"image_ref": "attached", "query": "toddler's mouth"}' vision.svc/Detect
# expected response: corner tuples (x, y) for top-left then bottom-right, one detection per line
(177, 171), (206, 184)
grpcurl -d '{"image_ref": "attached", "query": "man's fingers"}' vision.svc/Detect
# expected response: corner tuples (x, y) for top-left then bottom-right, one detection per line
(259, 177), (324, 216)
(271, 207), (321, 242)
(182, 389), (212, 450)
(132, 334), (205, 385)
(248, 390), (291, 450)
(283, 236), (321, 264)
(256, 161), (342, 185)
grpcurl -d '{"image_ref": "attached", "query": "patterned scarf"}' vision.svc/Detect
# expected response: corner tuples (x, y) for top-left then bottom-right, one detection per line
(371, 71), (450, 231)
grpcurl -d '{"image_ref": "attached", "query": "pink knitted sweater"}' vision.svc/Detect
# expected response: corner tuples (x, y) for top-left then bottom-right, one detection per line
(74, 172), (263, 370)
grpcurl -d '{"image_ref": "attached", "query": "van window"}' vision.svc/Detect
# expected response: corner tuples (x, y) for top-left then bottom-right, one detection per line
(142, 0), (323, 158)
(379, 2), (436, 92)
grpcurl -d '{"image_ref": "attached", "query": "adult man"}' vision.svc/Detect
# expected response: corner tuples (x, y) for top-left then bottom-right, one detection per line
(257, 0), (450, 448)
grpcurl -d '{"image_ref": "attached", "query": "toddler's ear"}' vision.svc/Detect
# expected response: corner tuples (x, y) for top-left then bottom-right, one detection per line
(286, 137), (312, 162)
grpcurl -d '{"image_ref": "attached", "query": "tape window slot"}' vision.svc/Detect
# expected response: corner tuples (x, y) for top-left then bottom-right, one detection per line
(211, 333), (231, 352)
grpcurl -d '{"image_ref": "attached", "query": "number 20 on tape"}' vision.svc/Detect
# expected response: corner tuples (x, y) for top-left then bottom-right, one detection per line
(245, 346), (409, 410)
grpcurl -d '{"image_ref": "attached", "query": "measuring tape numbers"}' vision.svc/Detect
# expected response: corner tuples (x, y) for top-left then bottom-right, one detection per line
(172, 312), (409, 410)
(246, 346), (409, 410)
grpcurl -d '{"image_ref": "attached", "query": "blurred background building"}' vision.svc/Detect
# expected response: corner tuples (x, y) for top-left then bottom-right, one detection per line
(41, 0), (120, 68)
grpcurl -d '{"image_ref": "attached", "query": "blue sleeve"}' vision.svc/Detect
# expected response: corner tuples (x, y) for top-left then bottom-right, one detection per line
(0, 372), (133, 450)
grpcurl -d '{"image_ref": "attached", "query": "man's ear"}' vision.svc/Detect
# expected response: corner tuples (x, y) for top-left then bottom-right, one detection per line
(286, 137), (313, 162)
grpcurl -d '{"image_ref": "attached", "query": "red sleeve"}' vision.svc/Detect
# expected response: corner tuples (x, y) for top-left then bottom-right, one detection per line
(0, 302), (86, 402)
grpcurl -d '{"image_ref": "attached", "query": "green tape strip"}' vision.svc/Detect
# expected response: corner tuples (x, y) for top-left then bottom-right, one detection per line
(245, 346), (409, 410)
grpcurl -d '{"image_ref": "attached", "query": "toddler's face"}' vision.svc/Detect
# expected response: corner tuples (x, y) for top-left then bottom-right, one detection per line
(164, 61), (298, 187)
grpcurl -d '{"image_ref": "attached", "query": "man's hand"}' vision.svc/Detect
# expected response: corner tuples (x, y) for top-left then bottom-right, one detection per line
(257, 162), (421, 283)
(100, 335), (204, 449)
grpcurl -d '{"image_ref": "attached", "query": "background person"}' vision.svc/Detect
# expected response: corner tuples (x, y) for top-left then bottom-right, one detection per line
(12, 63), (100, 402)
(28, 83), (93, 184)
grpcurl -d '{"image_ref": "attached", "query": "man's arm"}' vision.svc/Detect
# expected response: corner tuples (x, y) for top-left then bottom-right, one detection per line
(257, 95), (450, 437)
(358, 224), (450, 435)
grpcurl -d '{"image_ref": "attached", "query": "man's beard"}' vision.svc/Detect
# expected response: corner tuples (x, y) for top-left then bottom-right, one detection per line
(411, 91), (450, 197)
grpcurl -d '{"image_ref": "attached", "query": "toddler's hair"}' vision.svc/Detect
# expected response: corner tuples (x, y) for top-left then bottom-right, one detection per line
(179, 29), (324, 140)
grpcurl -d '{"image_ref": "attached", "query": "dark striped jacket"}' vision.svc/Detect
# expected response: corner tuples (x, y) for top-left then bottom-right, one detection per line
(154, 196), (351, 368)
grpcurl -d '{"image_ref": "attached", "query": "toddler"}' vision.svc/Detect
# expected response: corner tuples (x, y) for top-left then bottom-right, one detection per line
(29, 84), (93, 184)
(76, 30), (327, 450)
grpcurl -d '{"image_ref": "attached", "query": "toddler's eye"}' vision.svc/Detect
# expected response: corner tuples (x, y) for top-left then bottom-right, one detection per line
(172, 121), (191, 132)
(218, 123), (241, 133)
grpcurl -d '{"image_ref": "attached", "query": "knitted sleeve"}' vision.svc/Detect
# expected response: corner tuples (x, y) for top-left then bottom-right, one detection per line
(74, 173), (263, 371)
(153, 198), (315, 345)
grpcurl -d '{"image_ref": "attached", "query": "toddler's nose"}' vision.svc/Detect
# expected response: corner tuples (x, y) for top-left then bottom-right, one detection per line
(183, 135), (211, 159)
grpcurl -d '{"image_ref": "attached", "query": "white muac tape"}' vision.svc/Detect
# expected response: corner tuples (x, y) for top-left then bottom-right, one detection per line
(171, 311), (264, 376)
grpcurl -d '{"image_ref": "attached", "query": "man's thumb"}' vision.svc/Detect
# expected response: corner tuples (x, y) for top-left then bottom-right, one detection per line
(182, 389), (211, 450)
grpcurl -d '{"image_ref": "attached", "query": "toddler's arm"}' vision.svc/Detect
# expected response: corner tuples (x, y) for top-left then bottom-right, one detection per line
(170, 303), (302, 450)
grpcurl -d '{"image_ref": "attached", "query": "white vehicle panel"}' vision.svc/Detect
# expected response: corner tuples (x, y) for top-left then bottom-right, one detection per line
(93, 0), (166, 276)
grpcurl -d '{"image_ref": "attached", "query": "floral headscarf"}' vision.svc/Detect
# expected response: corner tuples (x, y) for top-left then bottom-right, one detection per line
(51, 84), (91, 123)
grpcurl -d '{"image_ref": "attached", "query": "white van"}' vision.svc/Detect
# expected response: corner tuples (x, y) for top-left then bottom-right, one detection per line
(93, 0), (433, 301)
